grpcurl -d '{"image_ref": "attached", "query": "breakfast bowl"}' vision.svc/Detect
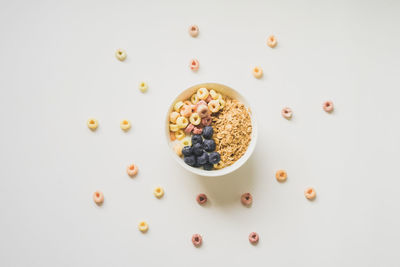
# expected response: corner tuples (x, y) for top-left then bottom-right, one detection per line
(165, 83), (257, 177)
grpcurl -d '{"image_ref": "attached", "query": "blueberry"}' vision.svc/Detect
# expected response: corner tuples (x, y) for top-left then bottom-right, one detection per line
(197, 153), (209, 165)
(208, 152), (221, 164)
(202, 126), (213, 139)
(183, 155), (196, 167)
(182, 146), (193, 156)
(191, 134), (203, 145)
(194, 157), (202, 167)
(192, 143), (204, 156)
(203, 139), (216, 152)
(203, 162), (214, 170)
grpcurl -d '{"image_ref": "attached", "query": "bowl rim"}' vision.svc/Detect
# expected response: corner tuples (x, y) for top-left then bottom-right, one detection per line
(165, 82), (257, 177)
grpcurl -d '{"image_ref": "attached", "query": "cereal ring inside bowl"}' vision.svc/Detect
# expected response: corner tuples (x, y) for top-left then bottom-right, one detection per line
(197, 88), (209, 100)
(180, 105), (192, 118)
(197, 105), (210, 118)
(208, 100), (220, 113)
(191, 94), (199, 104)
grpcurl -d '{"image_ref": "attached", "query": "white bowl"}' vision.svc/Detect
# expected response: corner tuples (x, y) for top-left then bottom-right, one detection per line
(165, 83), (257, 177)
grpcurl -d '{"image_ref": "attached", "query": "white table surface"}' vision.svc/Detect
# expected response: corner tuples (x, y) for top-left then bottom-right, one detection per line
(1, 0), (399, 266)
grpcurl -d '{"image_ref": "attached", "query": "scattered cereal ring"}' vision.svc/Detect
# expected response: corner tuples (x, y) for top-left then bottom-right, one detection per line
(218, 98), (225, 109)
(205, 95), (213, 103)
(197, 105), (210, 118)
(192, 127), (203, 135)
(201, 116), (212, 126)
(174, 101), (184, 112)
(188, 25), (199, 37)
(304, 187), (316, 200)
(138, 221), (148, 233)
(180, 105), (192, 118)
(174, 143), (183, 156)
(138, 82), (148, 93)
(169, 124), (179, 132)
(267, 35), (277, 48)
(120, 120), (131, 131)
(191, 94), (199, 104)
(241, 193), (253, 206)
(275, 170), (287, 182)
(87, 118), (98, 130)
(323, 101), (334, 113)
(127, 163), (139, 177)
(248, 232), (259, 244)
(197, 88), (209, 100)
(175, 129), (185, 140)
(169, 111), (180, 123)
(281, 107), (293, 119)
(182, 137), (192, 147)
(252, 66), (263, 79)
(185, 123), (195, 134)
(189, 113), (201, 125)
(176, 116), (189, 128)
(209, 89), (218, 100)
(192, 234), (202, 247)
(170, 132), (176, 141)
(190, 59), (199, 71)
(154, 187), (164, 198)
(208, 100), (220, 113)
(93, 191), (104, 205)
(196, 193), (207, 205)
(115, 48), (127, 61)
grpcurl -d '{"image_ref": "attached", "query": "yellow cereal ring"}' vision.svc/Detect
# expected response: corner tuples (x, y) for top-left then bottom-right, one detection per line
(182, 137), (192, 147)
(170, 111), (180, 123)
(218, 98), (225, 109)
(210, 89), (219, 100)
(174, 143), (183, 156)
(176, 116), (189, 128)
(120, 120), (131, 131)
(191, 94), (199, 104)
(196, 88), (209, 100)
(169, 124), (179, 132)
(87, 118), (98, 130)
(153, 187), (164, 198)
(189, 113), (201, 125)
(138, 221), (148, 233)
(174, 101), (184, 112)
(138, 81), (148, 93)
(115, 48), (127, 61)
(175, 130), (185, 140)
(208, 100), (220, 113)
(252, 66), (263, 79)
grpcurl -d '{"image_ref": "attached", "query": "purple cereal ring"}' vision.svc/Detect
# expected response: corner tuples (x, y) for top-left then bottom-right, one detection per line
(197, 105), (210, 118)
(248, 232), (259, 244)
(241, 193), (252, 206)
(196, 193), (207, 205)
(185, 123), (194, 134)
(201, 116), (212, 126)
(192, 127), (203, 135)
(192, 234), (202, 247)
(205, 95), (213, 103)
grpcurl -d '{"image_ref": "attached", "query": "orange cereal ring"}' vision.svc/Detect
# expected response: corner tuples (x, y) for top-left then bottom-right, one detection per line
(93, 191), (104, 205)
(127, 163), (138, 177)
(304, 187), (316, 200)
(267, 35), (277, 48)
(189, 25), (199, 37)
(275, 170), (287, 182)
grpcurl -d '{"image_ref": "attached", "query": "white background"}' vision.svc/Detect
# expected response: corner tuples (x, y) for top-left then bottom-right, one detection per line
(0, 0), (399, 266)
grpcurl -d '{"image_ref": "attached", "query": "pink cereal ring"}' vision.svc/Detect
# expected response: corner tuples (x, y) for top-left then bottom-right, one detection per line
(196, 100), (207, 108)
(192, 234), (202, 247)
(189, 25), (199, 37)
(185, 123), (195, 134)
(197, 105), (210, 118)
(93, 191), (104, 205)
(248, 232), (259, 244)
(127, 163), (138, 177)
(323, 100), (334, 112)
(281, 107), (293, 119)
(201, 116), (212, 126)
(180, 105), (192, 118)
(192, 127), (203, 135)
(241, 192), (253, 206)
(205, 95), (213, 103)
(196, 193), (207, 205)
(190, 59), (199, 71)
